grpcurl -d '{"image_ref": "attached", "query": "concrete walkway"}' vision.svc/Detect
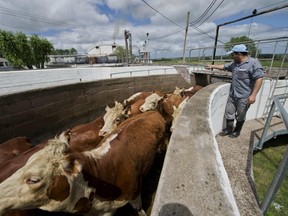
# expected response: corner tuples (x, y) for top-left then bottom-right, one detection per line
(151, 81), (288, 216)
(216, 117), (286, 216)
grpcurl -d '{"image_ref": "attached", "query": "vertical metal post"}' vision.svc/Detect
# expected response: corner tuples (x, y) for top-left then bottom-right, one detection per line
(124, 30), (129, 65)
(255, 101), (276, 150)
(268, 41), (278, 75)
(182, 11), (190, 64)
(212, 25), (220, 65)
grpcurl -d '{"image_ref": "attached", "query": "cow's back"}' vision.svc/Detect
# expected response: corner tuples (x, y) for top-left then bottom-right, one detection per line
(68, 117), (104, 152)
(0, 141), (47, 183)
(82, 111), (166, 201)
(0, 137), (33, 166)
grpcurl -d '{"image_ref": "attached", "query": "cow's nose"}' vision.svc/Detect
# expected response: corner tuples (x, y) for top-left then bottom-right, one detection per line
(99, 130), (106, 137)
(139, 106), (144, 112)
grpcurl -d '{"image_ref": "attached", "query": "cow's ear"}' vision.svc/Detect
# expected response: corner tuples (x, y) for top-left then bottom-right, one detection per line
(63, 156), (82, 176)
(173, 105), (177, 111)
(105, 105), (110, 112)
(63, 129), (71, 143)
(121, 108), (129, 118)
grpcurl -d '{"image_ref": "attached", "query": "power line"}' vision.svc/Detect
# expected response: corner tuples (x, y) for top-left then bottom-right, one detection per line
(0, 6), (115, 34)
(0, 6), (78, 28)
(196, 0), (225, 27)
(189, 23), (224, 44)
(140, 0), (184, 28)
(191, 0), (217, 25)
(149, 29), (185, 40)
(257, 0), (288, 10)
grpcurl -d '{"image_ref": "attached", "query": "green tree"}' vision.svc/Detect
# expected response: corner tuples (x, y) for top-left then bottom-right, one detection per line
(0, 30), (54, 69)
(0, 30), (23, 67)
(15, 32), (34, 69)
(70, 48), (77, 55)
(51, 48), (77, 55)
(115, 46), (126, 62)
(224, 36), (259, 57)
(30, 34), (53, 68)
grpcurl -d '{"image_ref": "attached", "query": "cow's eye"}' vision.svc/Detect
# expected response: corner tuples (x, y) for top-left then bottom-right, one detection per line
(26, 176), (41, 184)
(114, 117), (121, 124)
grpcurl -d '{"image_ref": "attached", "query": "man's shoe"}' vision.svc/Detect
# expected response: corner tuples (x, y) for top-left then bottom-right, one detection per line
(228, 131), (240, 138)
(219, 128), (232, 136)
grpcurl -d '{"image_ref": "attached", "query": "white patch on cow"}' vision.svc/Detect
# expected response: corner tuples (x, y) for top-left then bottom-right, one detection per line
(125, 92), (142, 103)
(140, 93), (162, 112)
(84, 133), (118, 159)
(187, 86), (194, 91)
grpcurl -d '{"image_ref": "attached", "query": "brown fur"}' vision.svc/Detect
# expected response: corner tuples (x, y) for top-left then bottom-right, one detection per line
(0, 141), (47, 184)
(0, 137), (33, 166)
(68, 117), (104, 152)
(180, 85), (203, 98)
(68, 111), (166, 213)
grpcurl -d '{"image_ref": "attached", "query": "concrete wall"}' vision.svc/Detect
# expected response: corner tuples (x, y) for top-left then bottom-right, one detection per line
(0, 66), (177, 96)
(151, 79), (288, 216)
(210, 80), (288, 135)
(0, 74), (192, 144)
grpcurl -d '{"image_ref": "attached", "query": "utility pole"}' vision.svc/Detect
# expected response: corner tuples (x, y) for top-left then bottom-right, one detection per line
(124, 30), (130, 65)
(182, 11), (190, 64)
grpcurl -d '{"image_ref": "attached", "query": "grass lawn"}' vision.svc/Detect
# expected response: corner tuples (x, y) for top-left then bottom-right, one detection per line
(253, 135), (288, 216)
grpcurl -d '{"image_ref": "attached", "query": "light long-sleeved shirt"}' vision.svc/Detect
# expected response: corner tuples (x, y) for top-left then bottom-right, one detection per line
(224, 57), (264, 98)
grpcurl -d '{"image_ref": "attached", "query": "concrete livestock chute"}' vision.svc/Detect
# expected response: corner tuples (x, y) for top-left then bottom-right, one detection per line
(0, 65), (288, 215)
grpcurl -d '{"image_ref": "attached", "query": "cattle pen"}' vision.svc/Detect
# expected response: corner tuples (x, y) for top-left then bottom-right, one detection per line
(0, 44), (288, 216)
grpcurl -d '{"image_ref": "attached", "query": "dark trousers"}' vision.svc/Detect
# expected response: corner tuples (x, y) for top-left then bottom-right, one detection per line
(224, 96), (250, 122)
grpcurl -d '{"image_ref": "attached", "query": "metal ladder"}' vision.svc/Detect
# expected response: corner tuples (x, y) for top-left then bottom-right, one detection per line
(261, 40), (288, 119)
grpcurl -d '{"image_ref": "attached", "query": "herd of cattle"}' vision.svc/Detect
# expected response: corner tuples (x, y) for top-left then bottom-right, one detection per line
(0, 85), (203, 216)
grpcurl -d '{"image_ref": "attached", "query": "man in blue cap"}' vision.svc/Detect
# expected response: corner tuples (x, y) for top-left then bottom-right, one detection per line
(206, 44), (263, 138)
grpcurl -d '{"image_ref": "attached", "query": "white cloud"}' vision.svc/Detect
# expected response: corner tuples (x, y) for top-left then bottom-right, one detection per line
(0, 0), (287, 56)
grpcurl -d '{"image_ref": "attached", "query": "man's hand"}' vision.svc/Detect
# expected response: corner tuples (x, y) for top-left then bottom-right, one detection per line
(205, 65), (213, 70)
(205, 64), (224, 70)
(248, 95), (256, 104)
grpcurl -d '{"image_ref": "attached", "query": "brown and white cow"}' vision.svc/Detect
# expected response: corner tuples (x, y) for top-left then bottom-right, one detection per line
(0, 137), (33, 166)
(180, 85), (203, 98)
(0, 111), (166, 216)
(123, 91), (153, 106)
(0, 141), (47, 184)
(123, 98), (145, 117)
(139, 92), (164, 113)
(99, 101), (126, 137)
(139, 93), (184, 126)
(67, 116), (104, 152)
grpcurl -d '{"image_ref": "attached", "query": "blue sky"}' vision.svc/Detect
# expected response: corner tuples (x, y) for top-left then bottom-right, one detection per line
(0, 0), (287, 57)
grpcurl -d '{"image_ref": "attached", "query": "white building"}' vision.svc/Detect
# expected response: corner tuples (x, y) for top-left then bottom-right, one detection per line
(87, 43), (118, 64)
(87, 44), (117, 57)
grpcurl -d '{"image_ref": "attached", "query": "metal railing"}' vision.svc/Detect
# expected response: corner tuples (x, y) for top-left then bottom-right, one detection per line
(253, 94), (288, 215)
(109, 67), (176, 78)
(188, 37), (288, 75)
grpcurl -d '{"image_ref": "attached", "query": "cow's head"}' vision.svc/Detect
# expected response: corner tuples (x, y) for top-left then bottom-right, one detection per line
(0, 133), (93, 214)
(173, 86), (184, 96)
(99, 101), (126, 137)
(139, 93), (164, 112)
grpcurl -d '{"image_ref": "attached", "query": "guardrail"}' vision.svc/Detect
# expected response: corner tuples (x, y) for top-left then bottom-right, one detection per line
(188, 37), (288, 77)
(253, 94), (288, 215)
(109, 67), (176, 78)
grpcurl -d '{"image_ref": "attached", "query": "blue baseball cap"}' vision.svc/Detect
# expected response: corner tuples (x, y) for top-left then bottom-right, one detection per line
(226, 44), (248, 55)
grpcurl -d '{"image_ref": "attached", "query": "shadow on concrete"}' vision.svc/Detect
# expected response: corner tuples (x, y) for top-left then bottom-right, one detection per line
(158, 203), (194, 216)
